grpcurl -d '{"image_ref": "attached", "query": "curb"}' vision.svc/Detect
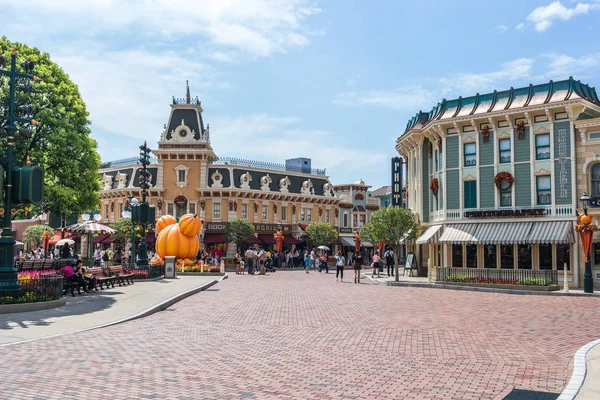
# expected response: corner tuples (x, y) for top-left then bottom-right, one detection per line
(383, 281), (599, 297)
(558, 339), (600, 399)
(0, 274), (228, 347)
(0, 298), (66, 314)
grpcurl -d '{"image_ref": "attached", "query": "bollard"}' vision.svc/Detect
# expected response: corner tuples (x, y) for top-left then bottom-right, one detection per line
(220, 260), (225, 274)
(563, 262), (569, 293)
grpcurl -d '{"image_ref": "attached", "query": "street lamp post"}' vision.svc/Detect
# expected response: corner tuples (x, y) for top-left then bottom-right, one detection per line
(576, 192), (597, 294)
(0, 50), (41, 293)
(82, 210), (102, 268)
(134, 142), (154, 269)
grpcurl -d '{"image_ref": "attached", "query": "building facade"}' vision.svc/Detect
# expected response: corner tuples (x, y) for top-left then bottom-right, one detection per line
(373, 185), (392, 208)
(98, 85), (339, 256)
(396, 78), (600, 287)
(333, 180), (378, 249)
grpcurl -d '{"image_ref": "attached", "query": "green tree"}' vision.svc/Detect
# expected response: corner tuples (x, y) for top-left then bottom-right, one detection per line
(23, 224), (54, 249)
(110, 218), (135, 252)
(0, 37), (100, 220)
(305, 221), (338, 248)
(224, 219), (255, 251)
(360, 207), (418, 281)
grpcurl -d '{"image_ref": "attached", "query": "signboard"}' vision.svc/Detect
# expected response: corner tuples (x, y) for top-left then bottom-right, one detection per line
(464, 208), (546, 218)
(339, 227), (353, 233)
(404, 252), (417, 276)
(205, 222), (292, 233)
(391, 157), (403, 207)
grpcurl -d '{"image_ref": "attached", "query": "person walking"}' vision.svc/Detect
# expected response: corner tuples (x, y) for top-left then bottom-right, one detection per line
(245, 248), (255, 275)
(310, 249), (316, 271)
(61, 244), (71, 259)
(335, 250), (345, 282)
(372, 251), (381, 278)
(385, 249), (394, 277)
(303, 251), (310, 273)
(353, 251), (362, 284)
(320, 251), (329, 273)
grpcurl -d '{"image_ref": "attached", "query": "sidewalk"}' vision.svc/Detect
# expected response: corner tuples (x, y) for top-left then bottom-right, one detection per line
(0, 275), (223, 345)
(574, 343), (600, 399)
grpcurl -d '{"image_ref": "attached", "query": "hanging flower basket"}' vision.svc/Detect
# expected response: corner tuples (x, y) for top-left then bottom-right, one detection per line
(429, 178), (439, 197)
(494, 172), (515, 190)
(480, 125), (490, 143)
(516, 121), (525, 140)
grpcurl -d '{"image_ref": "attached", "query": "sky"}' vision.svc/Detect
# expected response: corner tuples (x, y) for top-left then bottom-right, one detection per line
(1, 0), (600, 189)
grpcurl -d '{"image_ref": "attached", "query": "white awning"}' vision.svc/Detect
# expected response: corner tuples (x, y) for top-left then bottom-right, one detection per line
(475, 222), (532, 245)
(438, 224), (479, 244)
(416, 225), (443, 245)
(528, 221), (575, 244)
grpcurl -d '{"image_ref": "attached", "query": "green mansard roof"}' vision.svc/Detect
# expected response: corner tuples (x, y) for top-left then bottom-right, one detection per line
(403, 77), (600, 134)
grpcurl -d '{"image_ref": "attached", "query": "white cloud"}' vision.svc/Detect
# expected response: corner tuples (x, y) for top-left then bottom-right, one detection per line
(0, 0), (323, 58)
(527, 1), (592, 32)
(515, 22), (526, 31)
(210, 114), (387, 173)
(493, 24), (508, 33)
(545, 52), (600, 78)
(333, 58), (534, 111)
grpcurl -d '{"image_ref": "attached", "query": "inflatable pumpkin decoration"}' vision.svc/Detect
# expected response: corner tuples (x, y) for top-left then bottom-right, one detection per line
(178, 214), (202, 236)
(580, 213), (593, 226)
(156, 224), (199, 259)
(156, 215), (176, 234)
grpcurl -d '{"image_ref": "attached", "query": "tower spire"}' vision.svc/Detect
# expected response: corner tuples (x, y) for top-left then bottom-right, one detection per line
(186, 80), (191, 105)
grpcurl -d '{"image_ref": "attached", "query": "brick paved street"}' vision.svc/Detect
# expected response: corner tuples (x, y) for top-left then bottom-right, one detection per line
(1, 272), (599, 399)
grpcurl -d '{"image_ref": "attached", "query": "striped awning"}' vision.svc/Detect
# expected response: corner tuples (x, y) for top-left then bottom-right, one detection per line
(340, 236), (355, 247)
(528, 221), (575, 244)
(67, 222), (116, 235)
(475, 222), (533, 245)
(416, 225), (443, 245)
(438, 224), (479, 244)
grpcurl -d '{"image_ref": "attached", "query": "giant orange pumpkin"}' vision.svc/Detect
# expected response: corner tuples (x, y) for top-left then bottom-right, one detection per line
(156, 224), (199, 259)
(156, 215), (176, 234)
(179, 213), (202, 237)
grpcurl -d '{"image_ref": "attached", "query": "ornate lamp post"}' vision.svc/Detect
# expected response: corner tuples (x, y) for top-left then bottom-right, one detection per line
(576, 192), (597, 293)
(0, 50), (41, 293)
(132, 142), (155, 269)
(82, 210), (102, 268)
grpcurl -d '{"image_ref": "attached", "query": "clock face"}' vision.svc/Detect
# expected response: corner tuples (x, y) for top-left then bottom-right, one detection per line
(179, 129), (187, 137)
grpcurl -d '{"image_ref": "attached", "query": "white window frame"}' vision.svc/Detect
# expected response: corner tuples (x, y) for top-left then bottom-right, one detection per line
(173, 164), (191, 188)
(242, 204), (248, 219)
(213, 203), (221, 219)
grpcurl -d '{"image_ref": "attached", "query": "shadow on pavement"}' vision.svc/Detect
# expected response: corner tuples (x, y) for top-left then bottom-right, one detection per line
(503, 389), (560, 399)
(0, 289), (121, 331)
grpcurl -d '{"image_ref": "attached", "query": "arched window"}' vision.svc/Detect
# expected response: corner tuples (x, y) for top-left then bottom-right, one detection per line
(592, 164), (600, 196)
(173, 195), (188, 218)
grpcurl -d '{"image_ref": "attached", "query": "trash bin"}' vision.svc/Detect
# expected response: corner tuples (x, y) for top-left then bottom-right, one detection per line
(164, 256), (177, 279)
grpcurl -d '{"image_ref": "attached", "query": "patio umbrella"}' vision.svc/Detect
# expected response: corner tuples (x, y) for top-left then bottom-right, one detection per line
(56, 238), (75, 246)
(67, 221), (116, 267)
(317, 245), (330, 251)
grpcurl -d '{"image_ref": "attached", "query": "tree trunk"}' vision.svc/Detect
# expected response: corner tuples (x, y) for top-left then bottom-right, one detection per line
(394, 244), (400, 282)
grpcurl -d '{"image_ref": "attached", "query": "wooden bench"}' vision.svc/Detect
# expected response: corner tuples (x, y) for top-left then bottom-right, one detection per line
(89, 267), (116, 290)
(22, 260), (34, 270)
(110, 266), (135, 285)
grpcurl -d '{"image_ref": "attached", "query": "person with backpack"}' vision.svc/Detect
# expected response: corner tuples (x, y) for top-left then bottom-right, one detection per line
(102, 248), (110, 266)
(335, 250), (345, 282)
(385, 249), (394, 277)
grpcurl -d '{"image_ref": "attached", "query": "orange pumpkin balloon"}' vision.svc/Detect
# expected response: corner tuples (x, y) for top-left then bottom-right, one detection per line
(156, 215), (176, 234)
(580, 214), (592, 225)
(179, 213), (202, 237)
(156, 224), (199, 259)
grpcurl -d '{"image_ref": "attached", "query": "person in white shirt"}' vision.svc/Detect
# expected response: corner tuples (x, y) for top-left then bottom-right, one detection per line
(310, 249), (316, 270)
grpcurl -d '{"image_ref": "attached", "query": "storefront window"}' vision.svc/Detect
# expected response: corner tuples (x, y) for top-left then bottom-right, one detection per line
(300, 208), (305, 222)
(281, 206), (287, 221)
(242, 204), (247, 219)
(593, 242), (600, 265)
(500, 189), (512, 207)
(452, 244), (463, 267)
(262, 205), (267, 220)
(556, 244), (570, 270)
(500, 244), (514, 269)
(536, 175), (551, 205)
(517, 244), (532, 269)
(484, 244), (496, 268)
(592, 164), (600, 196)
(325, 209), (330, 223)
(213, 203), (220, 219)
(539, 244), (552, 270)
(466, 244), (477, 268)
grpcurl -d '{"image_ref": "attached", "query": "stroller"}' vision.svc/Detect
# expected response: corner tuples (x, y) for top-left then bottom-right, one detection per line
(264, 257), (277, 273)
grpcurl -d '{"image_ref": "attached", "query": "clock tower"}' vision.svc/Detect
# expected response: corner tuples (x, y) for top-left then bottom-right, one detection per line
(153, 82), (217, 216)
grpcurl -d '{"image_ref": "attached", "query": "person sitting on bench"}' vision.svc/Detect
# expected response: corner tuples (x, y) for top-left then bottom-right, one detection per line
(60, 262), (88, 293)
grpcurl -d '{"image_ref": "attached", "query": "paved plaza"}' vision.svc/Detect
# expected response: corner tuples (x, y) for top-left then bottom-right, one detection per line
(0, 271), (599, 399)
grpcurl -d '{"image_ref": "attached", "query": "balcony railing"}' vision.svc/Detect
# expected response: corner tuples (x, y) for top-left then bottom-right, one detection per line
(212, 157), (326, 176)
(429, 205), (575, 222)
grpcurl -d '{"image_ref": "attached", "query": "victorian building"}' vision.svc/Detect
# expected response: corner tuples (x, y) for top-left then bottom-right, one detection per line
(333, 180), (379, 249)
(98, 83), (340, 256)
(396, 78), (600, 287)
